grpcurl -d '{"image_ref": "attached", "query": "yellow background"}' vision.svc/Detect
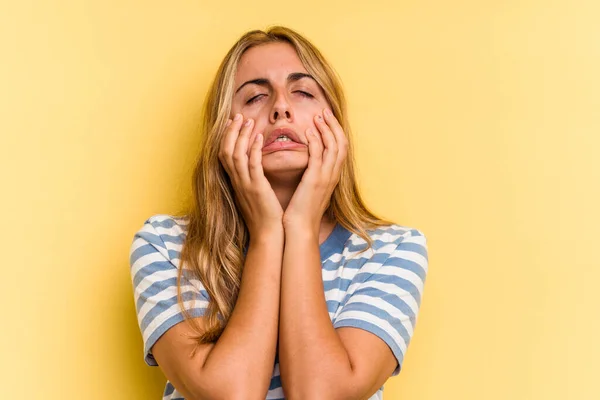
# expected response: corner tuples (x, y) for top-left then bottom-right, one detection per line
(1, 0), (598, 399)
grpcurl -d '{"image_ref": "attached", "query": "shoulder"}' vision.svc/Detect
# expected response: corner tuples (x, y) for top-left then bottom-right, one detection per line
(130, 214), (190, 265)
(136, 214), (190, 239)
(339, 223), (429, 283)
(347, 223), (427, 258)
(368, 224), (426, 244)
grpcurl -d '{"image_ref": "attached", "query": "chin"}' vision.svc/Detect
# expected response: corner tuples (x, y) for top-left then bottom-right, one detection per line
(262, 152), (308, 182)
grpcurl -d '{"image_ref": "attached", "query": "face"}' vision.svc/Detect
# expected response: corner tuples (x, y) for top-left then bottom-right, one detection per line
(230, 42), (330, 182)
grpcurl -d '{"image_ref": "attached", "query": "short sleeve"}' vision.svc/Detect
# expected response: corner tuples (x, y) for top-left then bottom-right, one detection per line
(129, 218), (209, 366)
(333, 229), (428, 376)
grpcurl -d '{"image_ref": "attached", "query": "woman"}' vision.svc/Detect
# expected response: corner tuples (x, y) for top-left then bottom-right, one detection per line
(130, 26), (428, 400)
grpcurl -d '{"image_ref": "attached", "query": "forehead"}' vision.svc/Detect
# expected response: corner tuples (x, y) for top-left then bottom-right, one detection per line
(235, 42), (308, 85)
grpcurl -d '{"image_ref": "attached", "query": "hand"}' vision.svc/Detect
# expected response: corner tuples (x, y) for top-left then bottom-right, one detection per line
(283, 108), (348, 234)
(218, 113), (284, 238)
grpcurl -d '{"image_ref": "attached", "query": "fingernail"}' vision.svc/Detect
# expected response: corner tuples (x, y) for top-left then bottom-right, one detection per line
(324, 109), (332, 117)
(225, 119), (232, 127)
(234, 113), (242, 121)
(307, 128), (313, 136)
(244, 118), (252, 126)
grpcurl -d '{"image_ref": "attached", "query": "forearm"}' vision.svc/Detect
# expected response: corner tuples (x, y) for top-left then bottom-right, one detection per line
(279, 225), (353, 399)
(202, 229), (284, 398)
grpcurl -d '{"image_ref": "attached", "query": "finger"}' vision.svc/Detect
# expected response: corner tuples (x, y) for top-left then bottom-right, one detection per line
(248, 133), (265, 181)
(233, 118), (253, 183)
(221, 113), (243, 155)
(322, 108), (348, 179)
(306, 128), (323, 174)
(314, 113), (338, 175)
(246, 129), (258, 157)
(219, 113), (244, 174)
(323, 108), (347, 150)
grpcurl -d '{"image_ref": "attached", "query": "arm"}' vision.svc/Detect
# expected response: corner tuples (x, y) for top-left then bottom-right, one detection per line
(151, 228), (284, 400)
(278, 226), (397, 400)
(132, 115), (285, 399)
(278, 109), (421, 399)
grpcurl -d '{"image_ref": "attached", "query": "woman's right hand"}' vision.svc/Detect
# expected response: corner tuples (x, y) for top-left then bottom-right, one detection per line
(218, 113), (284, 238)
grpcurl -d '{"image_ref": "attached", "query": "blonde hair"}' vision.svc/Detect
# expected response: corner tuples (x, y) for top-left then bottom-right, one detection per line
(177, 26), (392, 344)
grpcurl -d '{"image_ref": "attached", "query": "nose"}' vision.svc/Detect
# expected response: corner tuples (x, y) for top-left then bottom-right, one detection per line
(269, 92), (293, 123)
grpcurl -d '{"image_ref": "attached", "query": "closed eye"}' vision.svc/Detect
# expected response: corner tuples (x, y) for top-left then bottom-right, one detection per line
(246, 91), (313, 105)
(295, 91), (314, 98)
(246, 94), (266, 105)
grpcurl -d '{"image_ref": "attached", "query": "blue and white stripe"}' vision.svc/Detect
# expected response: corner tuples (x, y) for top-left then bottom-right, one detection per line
(130, 214), (428, 400)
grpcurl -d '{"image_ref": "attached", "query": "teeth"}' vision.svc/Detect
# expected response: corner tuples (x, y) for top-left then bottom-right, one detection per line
(274, 136), (292, 142)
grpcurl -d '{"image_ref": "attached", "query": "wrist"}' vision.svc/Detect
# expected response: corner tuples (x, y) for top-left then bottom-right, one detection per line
(282, 219), (319, 240)
(250, 225), (284, 245)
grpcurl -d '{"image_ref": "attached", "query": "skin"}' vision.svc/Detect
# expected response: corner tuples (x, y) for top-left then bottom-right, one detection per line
(217, 42), (397, 399)
(152, 41), (396, 400)
(221, 41), (340, 240)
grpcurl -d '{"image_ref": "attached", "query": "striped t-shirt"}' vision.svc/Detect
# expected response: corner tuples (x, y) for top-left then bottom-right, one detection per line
(129, 214), (428, 400)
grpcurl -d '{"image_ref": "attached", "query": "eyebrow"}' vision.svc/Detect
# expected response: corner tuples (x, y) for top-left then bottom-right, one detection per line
(235, 72), (316, 94)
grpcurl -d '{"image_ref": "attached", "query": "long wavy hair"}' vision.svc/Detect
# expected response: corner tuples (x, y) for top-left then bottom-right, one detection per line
(177, 26), (392, 345)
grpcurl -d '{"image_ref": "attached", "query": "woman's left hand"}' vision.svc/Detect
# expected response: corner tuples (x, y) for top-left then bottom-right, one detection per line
(283, 108), (348, 235)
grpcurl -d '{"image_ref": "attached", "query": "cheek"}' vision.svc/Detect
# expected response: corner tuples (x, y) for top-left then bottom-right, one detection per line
(245, 107), (270, 123)
(298, 111), (320, 132)
(250, 118), (270, 144)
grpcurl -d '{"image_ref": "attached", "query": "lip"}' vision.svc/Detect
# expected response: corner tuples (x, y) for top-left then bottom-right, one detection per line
(263, 127), (305, 148)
